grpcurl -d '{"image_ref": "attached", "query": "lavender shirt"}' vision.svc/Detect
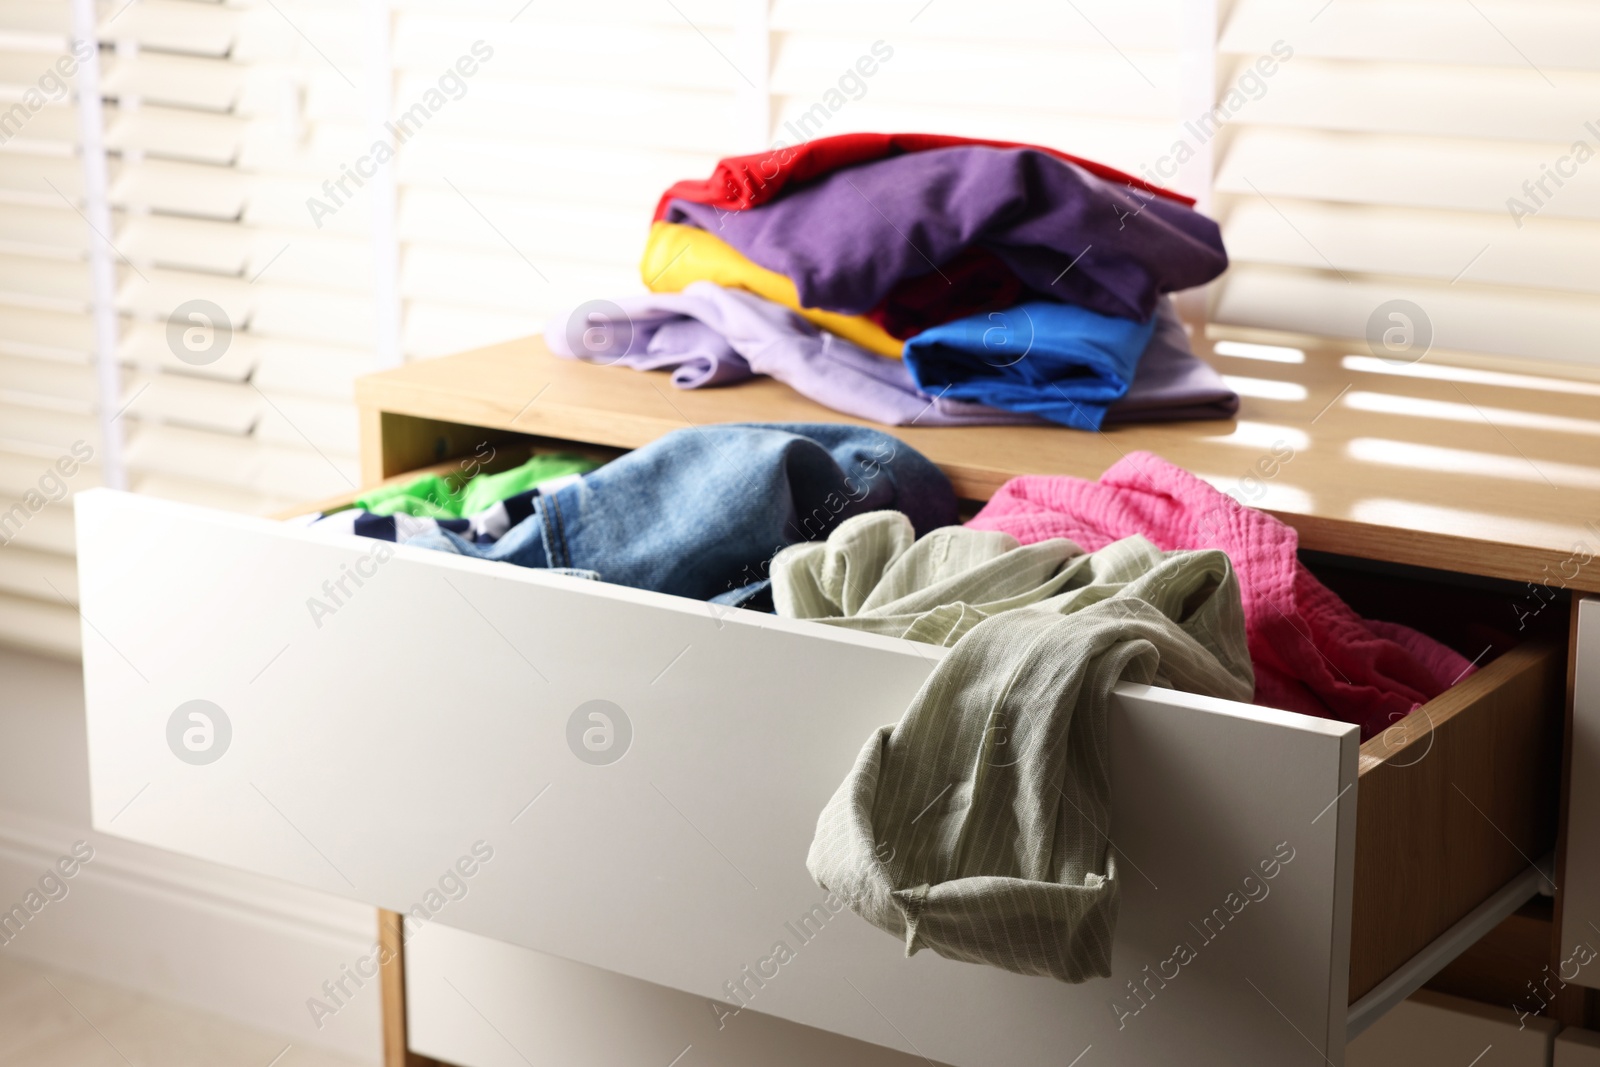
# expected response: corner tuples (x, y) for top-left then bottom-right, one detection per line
(546, 284), (1236, 428)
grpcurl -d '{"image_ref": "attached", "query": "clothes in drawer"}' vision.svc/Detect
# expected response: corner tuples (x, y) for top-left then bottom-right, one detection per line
(73, 488), (1562, 1066)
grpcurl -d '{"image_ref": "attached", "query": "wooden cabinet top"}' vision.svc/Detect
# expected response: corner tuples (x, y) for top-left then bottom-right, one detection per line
(356, 334), (1600, 594)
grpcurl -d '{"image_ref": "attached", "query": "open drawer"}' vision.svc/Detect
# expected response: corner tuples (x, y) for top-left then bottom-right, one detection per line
(74, 486), (1563, 1067)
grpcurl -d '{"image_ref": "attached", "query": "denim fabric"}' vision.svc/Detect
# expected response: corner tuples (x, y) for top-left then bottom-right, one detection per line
(406, 423), (957, 602)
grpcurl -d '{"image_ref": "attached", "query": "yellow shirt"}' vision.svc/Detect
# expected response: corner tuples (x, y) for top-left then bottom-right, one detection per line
(639, 221), (904, 359)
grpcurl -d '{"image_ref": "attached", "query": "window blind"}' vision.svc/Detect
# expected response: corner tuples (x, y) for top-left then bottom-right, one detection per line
(387, 0), (1205, 361)
(769, 0), (1200, 190)
(6, 0), (1593, 660)
(0, 0), (1215, 658)
(0, 0), (96, 655)
(388, 0), (735, 360)
(1211, 0), (1600, 370)
(0, 0), (384, 656)
(106, 0), (372, 520)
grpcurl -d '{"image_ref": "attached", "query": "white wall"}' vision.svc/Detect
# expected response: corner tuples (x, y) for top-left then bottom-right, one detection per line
(0, 646), (383, 1063)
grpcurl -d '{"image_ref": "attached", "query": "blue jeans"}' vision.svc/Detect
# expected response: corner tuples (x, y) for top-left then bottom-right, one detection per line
(406, 423), (957, 603)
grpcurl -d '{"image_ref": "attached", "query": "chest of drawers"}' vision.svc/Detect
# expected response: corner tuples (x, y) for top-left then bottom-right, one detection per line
(76, 333), (1599, 1065)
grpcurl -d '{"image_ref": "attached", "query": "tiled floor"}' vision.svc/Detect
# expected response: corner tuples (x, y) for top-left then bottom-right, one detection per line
(0, 954), (372, 1067)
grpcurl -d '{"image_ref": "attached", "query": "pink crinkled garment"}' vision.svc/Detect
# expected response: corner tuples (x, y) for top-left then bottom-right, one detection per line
(965, 452), (1474, 740)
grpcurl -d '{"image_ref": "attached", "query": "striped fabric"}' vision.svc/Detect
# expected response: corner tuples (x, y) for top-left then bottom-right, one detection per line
(774, 511), (1244, 667)
(800, 513), (1254, 982)
(298, 473), (586, 546)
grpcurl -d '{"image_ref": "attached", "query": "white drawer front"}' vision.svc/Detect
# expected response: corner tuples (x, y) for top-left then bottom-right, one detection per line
(76, 488), (1360, 1067)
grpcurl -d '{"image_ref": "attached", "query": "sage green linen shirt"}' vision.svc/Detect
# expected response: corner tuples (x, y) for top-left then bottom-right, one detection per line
(795, 512), (1255, 982)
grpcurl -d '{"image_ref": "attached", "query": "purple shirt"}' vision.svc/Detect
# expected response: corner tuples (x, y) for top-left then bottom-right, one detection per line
(546, 283), (1236, 428)
(665, 146), (1228, 323)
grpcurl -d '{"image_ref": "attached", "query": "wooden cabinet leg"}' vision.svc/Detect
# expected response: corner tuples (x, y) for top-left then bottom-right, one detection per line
(379, 908), (441, 1067)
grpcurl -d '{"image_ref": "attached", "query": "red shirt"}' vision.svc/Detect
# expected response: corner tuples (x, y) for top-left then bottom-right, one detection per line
(653, 131), (1192, 221)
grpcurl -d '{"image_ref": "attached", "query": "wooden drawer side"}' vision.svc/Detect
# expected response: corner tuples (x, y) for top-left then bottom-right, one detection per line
(1350, 640), (1566, 1001)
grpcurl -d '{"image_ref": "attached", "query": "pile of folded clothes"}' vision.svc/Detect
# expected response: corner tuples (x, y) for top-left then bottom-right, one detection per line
(546, 132), (1240, 431)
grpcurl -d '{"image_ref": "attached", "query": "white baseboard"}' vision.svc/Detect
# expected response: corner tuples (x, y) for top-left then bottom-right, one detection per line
(0, 805), (383, 1064)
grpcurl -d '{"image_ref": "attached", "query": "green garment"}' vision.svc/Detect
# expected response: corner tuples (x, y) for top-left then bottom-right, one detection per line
(774, 510), (1244, 665)
(354, 453), (599, 519)
(799, 512), (1255, 983)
